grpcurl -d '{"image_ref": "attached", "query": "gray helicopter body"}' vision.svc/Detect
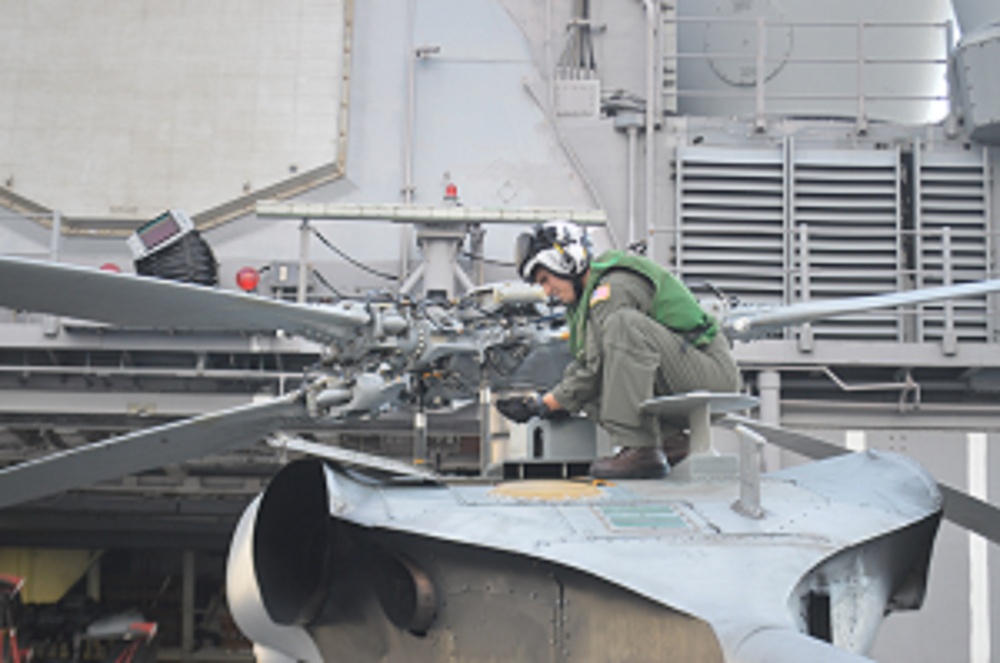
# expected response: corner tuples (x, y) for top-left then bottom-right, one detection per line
(226, 435), (939, 663)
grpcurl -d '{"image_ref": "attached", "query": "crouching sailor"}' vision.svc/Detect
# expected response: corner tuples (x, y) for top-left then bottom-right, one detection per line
(495, 221), (740, 479)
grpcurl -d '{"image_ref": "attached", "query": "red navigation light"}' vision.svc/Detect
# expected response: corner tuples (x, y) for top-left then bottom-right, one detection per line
(99, 262), (121, 273)
(236, 266), (261, 292)
(444, 182), (458, 200)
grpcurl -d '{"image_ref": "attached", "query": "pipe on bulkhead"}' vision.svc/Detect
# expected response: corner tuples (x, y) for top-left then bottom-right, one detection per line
(400, 0), (417, 285)
(642, 0), (658, 258)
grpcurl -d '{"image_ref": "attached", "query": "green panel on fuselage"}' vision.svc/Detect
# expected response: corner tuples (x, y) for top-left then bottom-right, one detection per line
(597, 504), (689, 529)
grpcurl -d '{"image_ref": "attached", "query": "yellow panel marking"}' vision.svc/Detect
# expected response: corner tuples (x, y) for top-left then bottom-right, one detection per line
(490, 480), (604, 501)
(0, 548), (101, 603)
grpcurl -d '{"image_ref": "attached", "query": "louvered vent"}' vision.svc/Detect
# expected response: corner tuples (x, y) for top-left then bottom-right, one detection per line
(791, 149), (902, 340)
(916, 149), (992, 342)
(675, 146), (787, 319)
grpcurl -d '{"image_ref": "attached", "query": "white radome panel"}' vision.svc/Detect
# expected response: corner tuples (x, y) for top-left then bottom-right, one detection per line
(0, 0), (346, 221)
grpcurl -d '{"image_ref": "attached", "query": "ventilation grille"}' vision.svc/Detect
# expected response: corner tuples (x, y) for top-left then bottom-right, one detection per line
(791, 149), (902, 340)
(916, 149), (992, 342)
(675, 146), (787, 317)
(675, 144), (994, 343)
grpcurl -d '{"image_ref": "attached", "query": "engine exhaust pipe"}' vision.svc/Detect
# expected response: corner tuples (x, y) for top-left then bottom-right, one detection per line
(253, 459), (335, 625)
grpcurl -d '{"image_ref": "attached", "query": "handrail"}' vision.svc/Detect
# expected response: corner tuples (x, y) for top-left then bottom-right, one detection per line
(664, 15), (954, 130)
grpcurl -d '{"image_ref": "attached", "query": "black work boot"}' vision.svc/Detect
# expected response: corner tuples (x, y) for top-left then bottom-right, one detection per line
(589, 447), (669, 480)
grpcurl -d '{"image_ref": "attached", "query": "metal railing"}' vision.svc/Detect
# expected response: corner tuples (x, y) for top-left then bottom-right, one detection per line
(665, 16), (954, 131)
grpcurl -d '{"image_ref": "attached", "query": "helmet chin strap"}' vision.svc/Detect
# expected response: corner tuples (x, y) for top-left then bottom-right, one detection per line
(571, 268), (589, 302)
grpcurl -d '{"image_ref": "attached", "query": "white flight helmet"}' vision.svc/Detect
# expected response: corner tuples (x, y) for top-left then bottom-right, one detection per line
(515, 220), (592, 283)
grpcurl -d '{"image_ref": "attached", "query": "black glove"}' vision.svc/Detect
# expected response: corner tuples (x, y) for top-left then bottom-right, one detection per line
(496, 394), (545, 423)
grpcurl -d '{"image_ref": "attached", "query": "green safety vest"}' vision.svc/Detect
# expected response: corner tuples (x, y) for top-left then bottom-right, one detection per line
(568, 250), (717, 359)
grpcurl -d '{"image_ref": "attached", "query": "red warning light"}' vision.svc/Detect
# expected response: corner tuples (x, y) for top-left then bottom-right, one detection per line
(444, 182), (458, 200)
(236, 266), (261, 292)
(99, 262), (121, 273)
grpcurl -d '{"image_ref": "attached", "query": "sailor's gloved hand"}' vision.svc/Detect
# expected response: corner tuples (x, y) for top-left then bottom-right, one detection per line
(496, 394), (546, 423)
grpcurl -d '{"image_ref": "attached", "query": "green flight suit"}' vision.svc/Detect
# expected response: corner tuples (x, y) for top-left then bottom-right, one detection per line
(550, 266), (740, 450)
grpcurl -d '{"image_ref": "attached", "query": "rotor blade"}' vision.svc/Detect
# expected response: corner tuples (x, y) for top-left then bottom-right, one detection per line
(727, 416), (1000, 546)
(268, 433), (439, 482)
(724, 279), (1000, 337)
(0, 391), (307, 509)
(0, 255), (371, 342)
(725, 415), (850, 460)
(937, 484), (1000, 546)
